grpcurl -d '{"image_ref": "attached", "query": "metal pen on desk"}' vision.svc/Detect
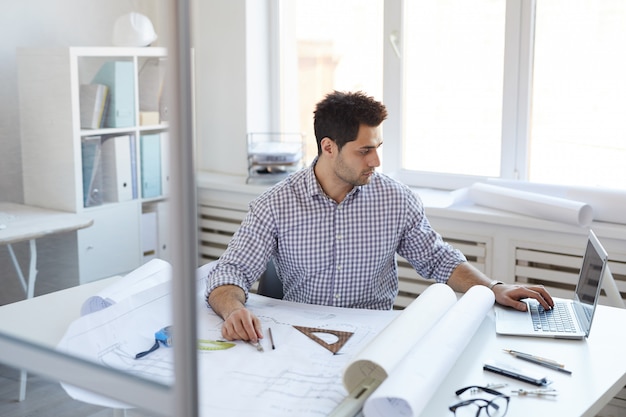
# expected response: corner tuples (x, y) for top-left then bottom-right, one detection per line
(504, 349), (563, 366)
(503, 349), (572, 375)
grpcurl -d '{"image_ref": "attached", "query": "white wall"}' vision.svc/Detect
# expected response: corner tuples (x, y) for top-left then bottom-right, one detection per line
(1, 0), (260, 199)
(0, 0), (164, 300)
(0, 0), (164, 203)
(192, 0), (272, 177)
(0, 0), (262, 298)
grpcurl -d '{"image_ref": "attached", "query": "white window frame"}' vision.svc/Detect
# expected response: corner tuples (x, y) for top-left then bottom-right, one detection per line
(383, 0), (536, 190)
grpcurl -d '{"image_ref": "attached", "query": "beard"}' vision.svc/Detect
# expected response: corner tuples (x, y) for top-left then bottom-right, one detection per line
(334, 153), (375, 187)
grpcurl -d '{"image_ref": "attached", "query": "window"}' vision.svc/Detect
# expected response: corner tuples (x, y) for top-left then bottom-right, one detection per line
(275, 0), (626, 193)
(402, 0), (506, 178)
(387, 0), (626, 192)
(277, 0), (384, 164)
(530, 0), (626, 189)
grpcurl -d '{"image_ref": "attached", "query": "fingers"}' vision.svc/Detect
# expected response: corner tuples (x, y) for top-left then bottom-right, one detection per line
(495, 284), (554, 311)
(520, 285), (554, 310)
(532, 285), (554, 308)
(221, 308), (264, 342)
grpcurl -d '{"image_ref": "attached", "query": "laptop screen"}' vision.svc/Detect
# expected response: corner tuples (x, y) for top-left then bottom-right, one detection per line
(573, 231), (609, 333)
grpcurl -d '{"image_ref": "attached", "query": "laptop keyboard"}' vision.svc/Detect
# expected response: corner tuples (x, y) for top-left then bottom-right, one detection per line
(530, 301), (577, 333)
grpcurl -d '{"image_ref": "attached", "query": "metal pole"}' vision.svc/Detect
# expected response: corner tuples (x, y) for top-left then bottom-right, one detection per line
(167, 0), (199, 416)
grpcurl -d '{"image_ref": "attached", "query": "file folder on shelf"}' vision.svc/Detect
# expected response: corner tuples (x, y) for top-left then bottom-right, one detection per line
(79, 84), (109, 129)
(140, 134), (162, 199)
(101, 135), (134, 203)
(91, 61), (135, 128)
(81, 136), (103, 207)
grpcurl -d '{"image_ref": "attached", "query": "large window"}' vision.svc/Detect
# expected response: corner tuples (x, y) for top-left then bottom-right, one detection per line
(278, 0), (384, 164)
(402, 0), (506, 179)
(278, 0), (626, 193)
(395, 0), (626, 191)
(530, 0), (626, 189)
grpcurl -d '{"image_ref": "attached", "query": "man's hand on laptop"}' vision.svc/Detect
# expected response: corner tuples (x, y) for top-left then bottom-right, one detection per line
(493, 284), (554, 312)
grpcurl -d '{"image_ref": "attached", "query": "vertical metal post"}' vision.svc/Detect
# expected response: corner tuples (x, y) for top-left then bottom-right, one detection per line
(167, 0), (199, 416)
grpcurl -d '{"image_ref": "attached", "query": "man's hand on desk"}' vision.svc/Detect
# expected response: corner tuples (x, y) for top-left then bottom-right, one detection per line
(208, 285), (264, 343)
(447, 262), (554, 312)
(222, 307), (264, 343)
(492, 283), (554, 312)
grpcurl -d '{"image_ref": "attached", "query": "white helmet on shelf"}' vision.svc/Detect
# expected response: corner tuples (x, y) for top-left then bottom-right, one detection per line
(112, 12), (158, 47)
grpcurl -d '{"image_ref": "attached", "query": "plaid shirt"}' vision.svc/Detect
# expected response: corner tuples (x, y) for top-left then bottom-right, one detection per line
(206, 163), (466, 310)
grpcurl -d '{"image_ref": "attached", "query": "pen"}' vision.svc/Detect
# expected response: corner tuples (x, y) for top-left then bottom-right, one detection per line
(503, 349), (563, 367)
(503, 349), (572, 375)
(268, 327), (275, 350)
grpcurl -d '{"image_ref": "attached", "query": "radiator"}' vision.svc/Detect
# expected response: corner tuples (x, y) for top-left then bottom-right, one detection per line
(395, 234), (488, 308)
(514, 241), (626, 307)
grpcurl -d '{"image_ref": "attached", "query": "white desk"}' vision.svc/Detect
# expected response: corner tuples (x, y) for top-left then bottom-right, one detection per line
(0, 202), (93, 300)
(0, 280), (625, 417)
(420, 305), (626, 417)
(0, 202), (93, 401)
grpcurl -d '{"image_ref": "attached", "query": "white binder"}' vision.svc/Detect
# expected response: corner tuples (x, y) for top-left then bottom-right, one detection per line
(101, 135), (133, 202)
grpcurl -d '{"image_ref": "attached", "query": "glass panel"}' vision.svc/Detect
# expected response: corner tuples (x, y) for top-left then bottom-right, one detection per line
(281, 0), (384, 163)
(0, 2), (193, 415)
(530, 0), (626, 189)
(402, 0), (506, 177)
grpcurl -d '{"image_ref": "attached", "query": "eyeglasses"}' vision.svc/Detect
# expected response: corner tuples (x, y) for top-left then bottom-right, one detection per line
(449, 386), (510, 417)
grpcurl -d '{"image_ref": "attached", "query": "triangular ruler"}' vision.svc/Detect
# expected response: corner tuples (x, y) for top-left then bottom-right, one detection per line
(293, 325), (354, 354)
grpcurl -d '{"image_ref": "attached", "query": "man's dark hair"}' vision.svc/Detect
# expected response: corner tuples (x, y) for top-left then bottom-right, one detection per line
(313, 91), (388, 155)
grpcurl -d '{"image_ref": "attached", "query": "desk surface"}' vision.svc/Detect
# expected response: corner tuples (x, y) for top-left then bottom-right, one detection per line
(0, 277), (116, 347)
(0, 280), (624, 417)
(0, 202), (93, 244)
(421, 305), (626, 417)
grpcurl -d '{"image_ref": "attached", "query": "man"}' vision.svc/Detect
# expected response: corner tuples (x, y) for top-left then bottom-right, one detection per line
(207, 91), (553, 343)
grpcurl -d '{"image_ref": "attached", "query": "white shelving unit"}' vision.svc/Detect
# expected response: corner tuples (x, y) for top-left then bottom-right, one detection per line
(17, 47), (170, 284)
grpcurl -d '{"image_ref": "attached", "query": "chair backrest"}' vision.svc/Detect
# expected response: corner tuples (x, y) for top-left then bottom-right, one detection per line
(602, 266), (625, 309)
(256, 259), (284, 299)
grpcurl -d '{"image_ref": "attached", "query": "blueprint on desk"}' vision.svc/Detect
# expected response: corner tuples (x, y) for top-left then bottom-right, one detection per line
(56, 261), (399, 416)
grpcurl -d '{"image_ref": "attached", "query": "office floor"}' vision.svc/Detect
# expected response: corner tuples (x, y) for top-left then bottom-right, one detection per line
(0, 240), (78, 306)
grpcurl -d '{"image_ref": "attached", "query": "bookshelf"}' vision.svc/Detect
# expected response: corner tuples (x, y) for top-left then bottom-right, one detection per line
(17, 47), (170, 284)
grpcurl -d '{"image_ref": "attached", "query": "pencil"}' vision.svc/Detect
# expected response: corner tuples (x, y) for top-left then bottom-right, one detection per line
(268, 327), (275, 350)
(504, 349), (572, 375)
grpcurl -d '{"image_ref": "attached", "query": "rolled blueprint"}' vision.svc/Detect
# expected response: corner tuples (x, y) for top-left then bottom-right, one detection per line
(343, 283), (457, 392)
(468, 182), (593, 226)
(485, 179), (626, 225)
(363, 285), (495, 417)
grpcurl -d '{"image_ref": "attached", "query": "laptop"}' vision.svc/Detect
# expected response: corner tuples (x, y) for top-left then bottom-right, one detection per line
(495, 230), (608, 339)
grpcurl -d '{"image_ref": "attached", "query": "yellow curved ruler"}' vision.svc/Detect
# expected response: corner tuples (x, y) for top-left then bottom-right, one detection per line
(197, 339), (236, 351)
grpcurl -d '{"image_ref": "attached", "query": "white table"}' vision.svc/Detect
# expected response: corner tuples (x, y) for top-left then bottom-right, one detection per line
(0, 202), (93, 400)
(0, 203), (93, 299)
(0, 279), (625, 417)
(420, 305), (626, 417)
